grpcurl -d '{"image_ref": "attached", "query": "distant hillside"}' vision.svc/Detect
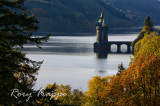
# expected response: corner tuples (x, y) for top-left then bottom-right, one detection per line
(103, 0), (160, 26)
(24, 0), (130, 33)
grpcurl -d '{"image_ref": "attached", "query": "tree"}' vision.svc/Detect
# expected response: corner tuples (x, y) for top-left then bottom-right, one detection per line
(132, 16), (154, 47)
(86, 76), (111, 106)
(119, 54), (160, 105)
(144, 16), (154, 31)
(99, 54), (160, 105)
(0, 0), (49, 105)
(116, 63), (125, 76)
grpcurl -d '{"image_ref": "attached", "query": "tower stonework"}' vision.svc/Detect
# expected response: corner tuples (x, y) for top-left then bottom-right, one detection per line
(94, 11), (109, 58)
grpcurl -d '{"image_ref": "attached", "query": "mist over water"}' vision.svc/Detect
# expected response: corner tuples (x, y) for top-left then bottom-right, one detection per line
(25, 33), (138, 91)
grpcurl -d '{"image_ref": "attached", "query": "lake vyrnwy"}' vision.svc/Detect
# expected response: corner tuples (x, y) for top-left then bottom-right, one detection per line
(25, 33), (138, 91)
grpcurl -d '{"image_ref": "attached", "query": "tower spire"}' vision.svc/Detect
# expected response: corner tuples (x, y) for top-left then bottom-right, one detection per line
(98, 9), (104, 23)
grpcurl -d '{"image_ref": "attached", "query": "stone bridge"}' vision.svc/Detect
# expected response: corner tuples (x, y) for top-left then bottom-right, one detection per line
(108, 41), (133, 54)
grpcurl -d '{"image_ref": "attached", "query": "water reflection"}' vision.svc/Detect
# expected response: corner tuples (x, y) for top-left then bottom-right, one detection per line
(97, 70), (106, 77)
(93, 43), (108, 59)
(96, 51), (108, 58)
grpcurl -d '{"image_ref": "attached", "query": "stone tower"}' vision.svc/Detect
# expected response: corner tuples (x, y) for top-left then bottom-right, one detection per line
(95, 11), (108, 44)
(94, 10), (109, 58)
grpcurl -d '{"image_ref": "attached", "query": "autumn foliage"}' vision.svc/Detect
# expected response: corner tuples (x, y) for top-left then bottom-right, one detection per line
(98, 54), (160, 105)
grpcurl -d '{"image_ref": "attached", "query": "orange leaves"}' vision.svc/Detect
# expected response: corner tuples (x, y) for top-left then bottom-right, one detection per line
(119, 54), (160, 105)
(97, 53), (160, 105)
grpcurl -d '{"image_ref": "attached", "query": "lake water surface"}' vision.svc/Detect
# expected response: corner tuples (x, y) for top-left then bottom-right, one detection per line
(25, 33), (138, 91)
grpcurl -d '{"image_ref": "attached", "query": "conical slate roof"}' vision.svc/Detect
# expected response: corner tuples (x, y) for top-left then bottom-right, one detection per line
(97, 10), (107, 26)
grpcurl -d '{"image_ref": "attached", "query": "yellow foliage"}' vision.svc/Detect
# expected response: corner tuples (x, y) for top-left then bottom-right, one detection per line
(132, 26), (153, 47)
(135, 32), (160, 60)
(86, 76), (112, 105)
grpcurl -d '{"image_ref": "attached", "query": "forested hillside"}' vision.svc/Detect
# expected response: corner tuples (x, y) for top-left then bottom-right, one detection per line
(103, 0), (160, 25)
(24, 0), (130, 33)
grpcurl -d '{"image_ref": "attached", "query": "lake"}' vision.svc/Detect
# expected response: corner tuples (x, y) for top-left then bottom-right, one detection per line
(25, 33), (138, 91)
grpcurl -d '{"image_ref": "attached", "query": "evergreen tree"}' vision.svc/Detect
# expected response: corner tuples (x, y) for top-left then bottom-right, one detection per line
(116, 63), (125, 76)
(0, 0), (49, 105)
(131, 16), (154, 47)
(144, 16), (154, 31)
